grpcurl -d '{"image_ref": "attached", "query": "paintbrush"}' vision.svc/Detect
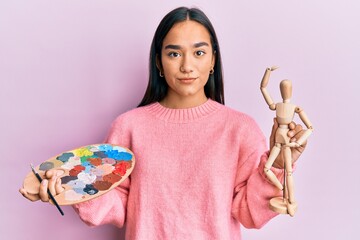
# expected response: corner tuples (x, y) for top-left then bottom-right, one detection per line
(30, 164), (64, 216)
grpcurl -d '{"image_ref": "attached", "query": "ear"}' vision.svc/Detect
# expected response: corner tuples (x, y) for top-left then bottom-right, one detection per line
(156, 54), (162, 72)
(211, 51), (216, 68)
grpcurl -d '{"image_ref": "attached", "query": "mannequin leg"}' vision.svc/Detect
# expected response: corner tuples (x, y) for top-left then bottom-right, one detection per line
(264, 143), (283, 190)
(284, 146), (296, 216)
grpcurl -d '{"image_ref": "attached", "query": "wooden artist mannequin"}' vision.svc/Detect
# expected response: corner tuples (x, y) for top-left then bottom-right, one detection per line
(260, 66), (313, 216)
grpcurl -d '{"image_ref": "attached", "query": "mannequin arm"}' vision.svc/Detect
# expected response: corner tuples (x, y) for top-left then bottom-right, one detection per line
(260, 66), (278, 110)
(295, 107), (314, 145)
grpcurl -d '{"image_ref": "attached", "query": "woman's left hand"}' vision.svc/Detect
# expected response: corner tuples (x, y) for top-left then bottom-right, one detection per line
(269, 118), (308, 169)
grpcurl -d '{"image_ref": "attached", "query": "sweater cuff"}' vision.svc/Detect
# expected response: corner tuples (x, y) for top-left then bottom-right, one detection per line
(72, 191), (126, 228)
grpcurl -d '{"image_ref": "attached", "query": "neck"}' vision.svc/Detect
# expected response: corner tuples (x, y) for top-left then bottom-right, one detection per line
(160, 93), (208, 109)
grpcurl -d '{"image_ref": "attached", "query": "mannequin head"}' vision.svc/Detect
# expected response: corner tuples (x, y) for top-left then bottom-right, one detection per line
(280, 80), (292, 101)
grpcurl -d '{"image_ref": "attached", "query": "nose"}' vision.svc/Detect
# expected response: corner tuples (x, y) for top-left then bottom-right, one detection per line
(180, 54), (193, 73)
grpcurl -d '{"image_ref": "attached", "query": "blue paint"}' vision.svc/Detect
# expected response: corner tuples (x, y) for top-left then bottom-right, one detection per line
(98, 144), (113, 151)
(94, 151), (107, 158)
(83, 184), (99, 195)
(57, 152), (74, 162)
(106, 150), (133, 161)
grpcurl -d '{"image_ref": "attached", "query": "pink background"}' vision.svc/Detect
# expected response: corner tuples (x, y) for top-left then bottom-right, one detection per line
(1, 0), (359, 239)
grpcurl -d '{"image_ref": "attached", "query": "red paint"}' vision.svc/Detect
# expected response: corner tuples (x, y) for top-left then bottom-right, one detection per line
(69, 165), (85, 176)
(113, 161), (131, 176)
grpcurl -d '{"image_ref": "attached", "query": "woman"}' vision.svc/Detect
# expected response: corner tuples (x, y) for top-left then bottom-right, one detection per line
(20, 7), (306, 239)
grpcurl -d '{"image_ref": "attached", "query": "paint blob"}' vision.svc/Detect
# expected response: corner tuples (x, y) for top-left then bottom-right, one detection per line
(62, 156), (81, 169)
(96, 164), (115, 175)
(61, 176), (78, 184)
(74, 148), (93, 157)
(88, 158), (102, 166)
(94, 151), (107, 158)
(83, 184), (99, 195)
(69, 165), (85, 176)
(113, 161), (131, 176)
(39, 162), (54, 171)
(93, 180), (113, 191)
(77, 172), (97, 184)
(102, 158), (116, 165)
(57, 152), (75, 162)
(103, 173), (122, 184)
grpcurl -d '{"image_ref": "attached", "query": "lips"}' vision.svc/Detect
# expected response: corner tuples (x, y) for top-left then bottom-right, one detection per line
(178, 77), (198, 83)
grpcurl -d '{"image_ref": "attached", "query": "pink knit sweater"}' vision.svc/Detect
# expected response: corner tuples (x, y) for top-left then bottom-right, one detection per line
(73, 99), (284, 239)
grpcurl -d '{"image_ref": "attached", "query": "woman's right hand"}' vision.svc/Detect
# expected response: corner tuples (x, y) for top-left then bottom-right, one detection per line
(19, 169), (65, 202)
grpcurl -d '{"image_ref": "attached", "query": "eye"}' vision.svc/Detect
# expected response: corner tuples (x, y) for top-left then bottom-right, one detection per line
(168, 52), (181, 58)
(195, 50), (205, 56)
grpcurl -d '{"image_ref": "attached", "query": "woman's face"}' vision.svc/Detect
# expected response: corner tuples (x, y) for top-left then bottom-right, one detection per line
(159, 20), (215, 108)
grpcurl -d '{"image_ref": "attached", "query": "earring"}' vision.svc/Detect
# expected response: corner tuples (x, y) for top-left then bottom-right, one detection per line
(209, 68), (214, 74)
(159, 71), (164, 77)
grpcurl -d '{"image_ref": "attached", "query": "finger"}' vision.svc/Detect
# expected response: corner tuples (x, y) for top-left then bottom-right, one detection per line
(270, 118), (278, 135)
(45, 170), (53, 179)
(288, 124), (303, 138)
(289, 122), (296, 130)
(45, 169), (64, 179)
(269, 118), (278, 148)
(291, 143), (306, 163)
(19, 188), (40, 202)
(39, 179), (50, 202)
(55, 177), (65, 194)
(293, 124), (303, 133)
(273, 118), (279, 128)
(288, 130), (295, 138)
(48, 176), (57, 196)
(291, 126), (304, 141)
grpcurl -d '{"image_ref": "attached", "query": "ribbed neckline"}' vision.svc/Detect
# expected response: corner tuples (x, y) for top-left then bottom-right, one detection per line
(145, 99), (221, 123)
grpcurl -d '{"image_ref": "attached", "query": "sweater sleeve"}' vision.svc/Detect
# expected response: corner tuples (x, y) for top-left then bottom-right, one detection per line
(231, 117), (285, 229)
(73, 179), (130, 228)
(72, 115), (131, 228)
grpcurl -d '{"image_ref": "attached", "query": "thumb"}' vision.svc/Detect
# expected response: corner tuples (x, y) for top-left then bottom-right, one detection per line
(269, 118), (278, 149)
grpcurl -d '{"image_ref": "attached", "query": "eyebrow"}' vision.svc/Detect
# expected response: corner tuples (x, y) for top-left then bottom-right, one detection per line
(164, 42), (210, 50)
(194, 42), (210, 48)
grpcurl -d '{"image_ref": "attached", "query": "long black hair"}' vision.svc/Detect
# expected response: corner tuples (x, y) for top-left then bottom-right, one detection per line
(138, 7), (224, 107)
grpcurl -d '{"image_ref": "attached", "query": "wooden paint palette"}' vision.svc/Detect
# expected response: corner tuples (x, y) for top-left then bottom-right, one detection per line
(23, 144), (135, 205)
